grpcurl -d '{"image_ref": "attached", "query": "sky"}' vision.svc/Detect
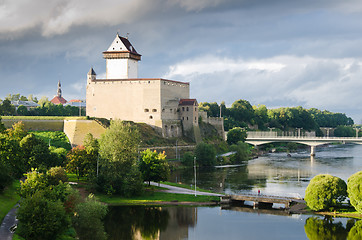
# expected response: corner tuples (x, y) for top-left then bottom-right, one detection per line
(1, 0), (362, 122)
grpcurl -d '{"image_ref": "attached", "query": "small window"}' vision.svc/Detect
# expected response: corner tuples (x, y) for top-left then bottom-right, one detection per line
(186, 107), (189, 111)
(162, 109), (165, 112)
(144, 109), (149, 112)
(113, 48), (115, 50)
(152, 109), (157, 112)
(116, 41), (118, 43)
(170, 109), (172, 112)
(148, 81), (150, 83)
(195, 107), (197, 111)
(149, 116), (153, 119)
(182, 107), (185, 111)
(182, 117), (184, 120)
(187, 117), (189, 120)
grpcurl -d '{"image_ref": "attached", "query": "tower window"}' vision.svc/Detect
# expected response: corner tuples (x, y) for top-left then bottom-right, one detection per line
(144, 109), (149, 112)
(149, 116), (153, 119)
(186, 107), (189, 111)
(182, 107), (185, 111)
(152, 109), (157, 112)
(187, 117), (189, 120)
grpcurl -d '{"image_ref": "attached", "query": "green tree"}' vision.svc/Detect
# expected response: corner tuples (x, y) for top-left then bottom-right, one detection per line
(20, 133), (53, 170)
(229, 142), (250, 163)
(0, 99), (15, 115)
(19, 169), (48, 198)
(139, 149), (170, 185)
(66, 146), (89, 180)
(16, 105), (29, 115)
(0, 132), (25, 179)
(194, 142), (216, 166)
(0, 116), (5, 133)
(7, 121), (27, 141)
(72, 194), (108, 240)
(347, 171), (362, 213)
(47, 166), (68, 185)
(227, 127), (247, 145)
(28, 94), (38, 103)
(98, 120), (143, 196)
(334, 125), (355, 137)
(17, 190), (70, 240)
(181, 152), (194, 167)
(305, 174), (347, 211)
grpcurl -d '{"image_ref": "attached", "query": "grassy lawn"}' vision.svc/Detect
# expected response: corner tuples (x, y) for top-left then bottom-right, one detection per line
(66, 173), (87, 183)
(160, 181), (215, 193)
(2, 116), (87, 120)
(0, 181), (20, 223)
(97, 190), (220, 205)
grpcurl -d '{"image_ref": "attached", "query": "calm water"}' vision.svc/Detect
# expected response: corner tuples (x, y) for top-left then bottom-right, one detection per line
(104, 144), (362, 240)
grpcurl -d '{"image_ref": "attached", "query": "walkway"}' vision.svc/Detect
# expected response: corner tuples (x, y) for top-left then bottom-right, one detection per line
(149, 182), (223, 196)
(0, 204), (18, 240)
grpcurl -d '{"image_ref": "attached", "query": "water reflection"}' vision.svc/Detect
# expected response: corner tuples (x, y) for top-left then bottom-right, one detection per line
(104, 206), (196, 240)
(170, 144), (362, 197)
(304, 216), (362, 240)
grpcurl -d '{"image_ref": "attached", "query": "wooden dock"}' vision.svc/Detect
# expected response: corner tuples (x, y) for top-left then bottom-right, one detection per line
(221, 194), (305, 209)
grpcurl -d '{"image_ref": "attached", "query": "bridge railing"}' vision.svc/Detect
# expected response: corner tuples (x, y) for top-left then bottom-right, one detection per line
(247, 131), (359, 139)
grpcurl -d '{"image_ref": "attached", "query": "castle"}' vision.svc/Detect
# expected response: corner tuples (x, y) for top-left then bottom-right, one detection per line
(86, 34), (199, 138)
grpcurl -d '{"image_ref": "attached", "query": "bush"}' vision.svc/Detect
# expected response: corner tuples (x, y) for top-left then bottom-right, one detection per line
(72, 194), (108, 240)
(229, 142), (250, 163)
(227, 127), (247, 145)
(47, 166), (68, 185)
(347, 171), (362, 213)
(17, 190), (70, 240)
(305, 174), (347, 211)
(194, 142), (216, 166)
(181, 152), (194, 167)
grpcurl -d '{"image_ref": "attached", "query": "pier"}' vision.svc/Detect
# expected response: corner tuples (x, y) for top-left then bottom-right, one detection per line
(221, 193), (305, 209)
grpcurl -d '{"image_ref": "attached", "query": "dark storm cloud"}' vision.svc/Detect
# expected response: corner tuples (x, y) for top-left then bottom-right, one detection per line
(1, 0), (362, 121)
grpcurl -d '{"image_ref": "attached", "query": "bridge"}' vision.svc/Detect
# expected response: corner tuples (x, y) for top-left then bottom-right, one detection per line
(246, 131), (362, 156)
(221, 193), (304, 209)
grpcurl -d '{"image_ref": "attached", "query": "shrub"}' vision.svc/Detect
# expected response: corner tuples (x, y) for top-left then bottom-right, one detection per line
(17, 190), (70, 240)
(72, 194), (108, 240)
(194, 142), (216, 166)
(227, 127), (247, 145)
(347, 171), (362, 213)
(305, 174), (347, 211)
(181, 152), (194, 167)
(47, 166), (68, 185)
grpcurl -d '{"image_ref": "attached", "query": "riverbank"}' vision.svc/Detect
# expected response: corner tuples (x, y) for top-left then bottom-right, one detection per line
(96, 181), (221, 206)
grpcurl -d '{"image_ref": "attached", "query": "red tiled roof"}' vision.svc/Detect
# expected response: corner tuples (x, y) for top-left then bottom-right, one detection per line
(179, 99), (197, 106)
(68, 99), (82, 103)
(50, 96), (67, 105)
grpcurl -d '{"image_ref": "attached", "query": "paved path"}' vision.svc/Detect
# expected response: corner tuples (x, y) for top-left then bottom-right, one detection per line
(0, 204), (18, 240)
(149, 182), (223, 196)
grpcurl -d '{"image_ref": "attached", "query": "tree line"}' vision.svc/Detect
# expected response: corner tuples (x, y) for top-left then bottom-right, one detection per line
(199, 100), (354, 133)
(0, 98), (85, 116)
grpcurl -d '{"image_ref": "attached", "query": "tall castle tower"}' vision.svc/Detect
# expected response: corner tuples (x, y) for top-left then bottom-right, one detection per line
(102, 34), (141, 79)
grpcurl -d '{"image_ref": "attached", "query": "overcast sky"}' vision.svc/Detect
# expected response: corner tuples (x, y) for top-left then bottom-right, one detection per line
(1, 0), (362, 122)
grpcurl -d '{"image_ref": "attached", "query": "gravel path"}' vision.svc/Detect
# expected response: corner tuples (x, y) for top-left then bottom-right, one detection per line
(0, 204), (18, 240)
(149, 182), (223, 196)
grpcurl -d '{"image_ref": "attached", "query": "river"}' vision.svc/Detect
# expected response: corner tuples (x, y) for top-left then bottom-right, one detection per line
(104, 144), (362, 239)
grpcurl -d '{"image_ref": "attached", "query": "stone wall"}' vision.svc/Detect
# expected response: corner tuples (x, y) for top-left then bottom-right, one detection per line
(63, 120), (106, 146)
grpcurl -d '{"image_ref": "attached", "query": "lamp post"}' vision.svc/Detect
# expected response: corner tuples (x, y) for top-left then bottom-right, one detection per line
(194, 157), (197, 196)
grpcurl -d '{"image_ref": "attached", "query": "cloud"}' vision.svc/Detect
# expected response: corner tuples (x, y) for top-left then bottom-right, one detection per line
(164, 55), (362, 119)
(2, 0), (362, 39)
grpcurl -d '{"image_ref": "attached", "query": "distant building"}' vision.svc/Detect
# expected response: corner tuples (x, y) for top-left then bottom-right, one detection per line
(86, 34), (200, 137)
(11, 100), (39, 110)
(64, 99), (86, 108)
(50, 80), (67, 105)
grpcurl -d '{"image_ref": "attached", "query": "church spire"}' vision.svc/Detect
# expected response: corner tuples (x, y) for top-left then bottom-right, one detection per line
(57, 80), (62, 98)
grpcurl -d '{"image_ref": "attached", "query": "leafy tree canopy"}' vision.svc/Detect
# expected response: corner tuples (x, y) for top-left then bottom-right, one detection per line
(305, 174), (347, 211)
(139, 149), (170, 185)
(227, 127), (247, 145)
